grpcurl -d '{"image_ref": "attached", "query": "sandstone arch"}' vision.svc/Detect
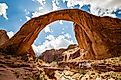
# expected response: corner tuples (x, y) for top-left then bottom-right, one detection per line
(0, 9), (121, 59)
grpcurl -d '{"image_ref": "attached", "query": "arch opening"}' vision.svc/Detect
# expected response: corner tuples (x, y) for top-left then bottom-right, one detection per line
(32, 20), (78, 56)
(16, 9), (93, 56)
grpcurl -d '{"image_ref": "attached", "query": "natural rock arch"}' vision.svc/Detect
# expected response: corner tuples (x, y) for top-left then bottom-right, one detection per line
(0, 9), (121, 59)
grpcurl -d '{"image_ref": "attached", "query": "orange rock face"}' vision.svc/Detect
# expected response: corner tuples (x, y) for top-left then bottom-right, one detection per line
(0, 9), (121, 59)
(74, 16), (121, 59)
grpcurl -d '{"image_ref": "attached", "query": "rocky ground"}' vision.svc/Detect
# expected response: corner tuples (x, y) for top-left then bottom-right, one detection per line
(0, 52), (121, 80)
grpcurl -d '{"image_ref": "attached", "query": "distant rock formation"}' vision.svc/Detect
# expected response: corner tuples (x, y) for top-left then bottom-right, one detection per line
(0, 9), (121, 60)
(0, 30), (9, 46)
(39, 49), (66, 63)
(39, 44), (80, 63)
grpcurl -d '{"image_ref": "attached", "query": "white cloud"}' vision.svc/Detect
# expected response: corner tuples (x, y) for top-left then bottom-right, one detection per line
(59, 20), (63, 24)
(32, 11), (42, 17)
(46, 35), (55, 40)
(32, 34), (74, 56)
(64, 33), (71, 39)
(66, 0), (78, 8)
(24, 9), (31, 21)
(19, 19), (22, 22)
(25, 16), (31, 21)
(0, 3), (8, 19)
(39, 7), (43, 10)
(52, 0), (60, 11)
(32, 0), (60, 18)
(32, 7), (50, 18)
(118, 11), (121, 14)
(62, 0), (66, 3)
(32, 0), (46, 5)
(43, 25), (53, 33)
(32, 0), (49, 18)
(65, 0), (121, 18)
(62, 28), (64, 30)
(24, 9), (30, 15)
(7, 31), (14, 38)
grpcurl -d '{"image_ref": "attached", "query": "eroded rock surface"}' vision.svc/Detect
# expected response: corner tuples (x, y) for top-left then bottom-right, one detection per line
(0, 53), (41, 80)
(39, 44), (80, 63)
(74, 16), (121, 59)
(39, 49), (66, 63)
(0, 9), (121, 59)
(0, 52), (121, 80)
(0, 30), (9, 46)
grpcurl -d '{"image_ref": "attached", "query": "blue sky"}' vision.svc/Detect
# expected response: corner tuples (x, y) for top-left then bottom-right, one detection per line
(0, 0), (121, 55)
